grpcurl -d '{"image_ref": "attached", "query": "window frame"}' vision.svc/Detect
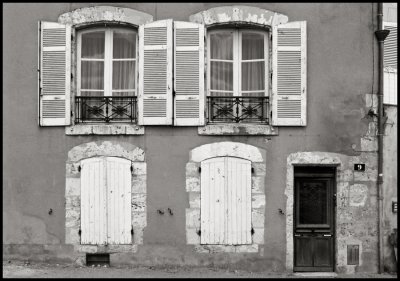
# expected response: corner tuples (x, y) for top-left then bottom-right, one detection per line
(206, 28), (269, 98)
(76, 26), (139, 98)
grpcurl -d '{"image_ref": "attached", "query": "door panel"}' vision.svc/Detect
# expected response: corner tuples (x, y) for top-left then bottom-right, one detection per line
(294, 169), (335, 272)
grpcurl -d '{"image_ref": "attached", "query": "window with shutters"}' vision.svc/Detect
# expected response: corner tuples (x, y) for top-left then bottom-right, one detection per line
(205, 21), (307, 128)
(383, 22), (397, 105)
(75, 27), (138, 123)
(206, 29), (269, 124)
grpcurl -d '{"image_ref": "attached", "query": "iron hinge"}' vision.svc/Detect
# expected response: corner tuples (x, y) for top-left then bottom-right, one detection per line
(78, 229), (81, 236)
(251, 228), (255, 235)
(71, 73), (73, 80)
(130, 166), (133, 172)
(251, 167), (254, 174)
(197, 230), (201, 236)
(198, 167), (201, 173)
(78, 165), (81, 172)
(131, 227), (134, 235)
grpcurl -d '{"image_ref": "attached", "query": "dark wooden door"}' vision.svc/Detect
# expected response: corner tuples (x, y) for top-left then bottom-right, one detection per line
(294, 168), (335, 272)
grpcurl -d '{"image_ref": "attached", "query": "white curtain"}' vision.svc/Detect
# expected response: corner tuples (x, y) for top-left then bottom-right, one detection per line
(81, 31), (105, 97)
(210, 32), (233, 97)
(112, 30), (136, 97)
(241, 32), (265, 97)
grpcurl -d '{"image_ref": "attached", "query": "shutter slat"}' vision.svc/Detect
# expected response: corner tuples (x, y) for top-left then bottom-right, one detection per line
(174, 21), (205, 126)
(39, 21), (71, 126)
(139, 20), (173, 125)
(272, 21), (307, 126)
(384, 23), (397, 69)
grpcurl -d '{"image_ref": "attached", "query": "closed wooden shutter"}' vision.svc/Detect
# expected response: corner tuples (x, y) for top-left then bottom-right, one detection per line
(200, 157), (251, 245)
(80, 157), (132, 245)
(383, 22), (397, 105)
(174, 21), (205, 126)
(81, 158), (107, 245)
(138, 20), (173, 125)
(38, 21), (71, 126)
(272, 21), (307, 126)
(106, 157), (132, 244)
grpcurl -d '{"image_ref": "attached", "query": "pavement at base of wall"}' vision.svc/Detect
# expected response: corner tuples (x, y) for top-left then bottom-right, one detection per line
(2, 260), (397, 279)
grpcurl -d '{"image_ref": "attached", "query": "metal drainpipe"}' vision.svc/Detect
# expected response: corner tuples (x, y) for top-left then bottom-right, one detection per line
(374, 2), (389, 274)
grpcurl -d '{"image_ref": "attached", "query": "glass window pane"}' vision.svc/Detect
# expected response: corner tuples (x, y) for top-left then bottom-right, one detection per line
(299, 181), (328, 225)
(81, 61), (104, 90)
(81, 31), (105, 59)
(112, 61), (135, 90)
(242, 32), (264, 60)
(210, 61), (233, 91)
(241, 61), (265, 91)
(210, 31), (233, 60)
(113, 30), (137, 59)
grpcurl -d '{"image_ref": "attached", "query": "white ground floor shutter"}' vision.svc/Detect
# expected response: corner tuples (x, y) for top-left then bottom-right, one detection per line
(80, 157), (132, 245)
(38, 21), (71, 126)
(80, 158), (107, 245)
(383, 22), (397, 105)
(272, 21), (307, 126)
(106, 157), (132, 244)
(200, 157), (251, 245)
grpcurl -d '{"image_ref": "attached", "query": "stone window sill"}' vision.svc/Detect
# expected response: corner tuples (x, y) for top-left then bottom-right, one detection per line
(198, 124), (278, 136)
(65, 124), (144, 135)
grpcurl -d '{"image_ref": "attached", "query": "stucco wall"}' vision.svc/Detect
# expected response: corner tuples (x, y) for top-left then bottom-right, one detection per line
(3, 3), (381, 272)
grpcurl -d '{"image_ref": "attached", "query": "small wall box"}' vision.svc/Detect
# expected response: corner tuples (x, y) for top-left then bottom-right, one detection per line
(393, 202), (397, 213)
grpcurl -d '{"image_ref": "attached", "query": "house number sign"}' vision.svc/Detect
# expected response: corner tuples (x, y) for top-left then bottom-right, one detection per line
(354, 164), (365, 171)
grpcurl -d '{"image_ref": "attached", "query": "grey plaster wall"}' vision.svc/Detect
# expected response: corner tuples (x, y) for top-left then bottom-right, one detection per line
(3, 3), (380, 271)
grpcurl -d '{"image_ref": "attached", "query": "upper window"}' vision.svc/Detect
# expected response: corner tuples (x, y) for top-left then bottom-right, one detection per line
(76, 27), (138, 123)
(207, 29), (269, 124)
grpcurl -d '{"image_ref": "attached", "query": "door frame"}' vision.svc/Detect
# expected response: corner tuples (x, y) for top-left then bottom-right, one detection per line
(293, 166), (336, 272)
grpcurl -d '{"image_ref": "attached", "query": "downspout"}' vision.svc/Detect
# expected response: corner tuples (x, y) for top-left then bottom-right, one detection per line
(374, 2), (389, 274)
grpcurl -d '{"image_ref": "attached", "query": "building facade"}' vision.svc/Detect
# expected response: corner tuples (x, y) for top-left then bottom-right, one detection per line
(3, 3), (397, 273)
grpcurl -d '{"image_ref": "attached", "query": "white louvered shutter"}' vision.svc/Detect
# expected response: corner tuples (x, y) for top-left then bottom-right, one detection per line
(383, 22), (397, 105)
(38, 21), (71, 126)
(80, 158), (107, 245)
(174, 21), (205, 126)
(200, 157), (251, 245)
(138, 20), (173, 125)
(106, 157), (132, 245)
(272, 21), (307, 126)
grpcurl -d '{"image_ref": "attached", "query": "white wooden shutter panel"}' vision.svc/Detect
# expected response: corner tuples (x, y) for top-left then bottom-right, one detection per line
(138, 20), (173, 125)
(174, 21), (205, 126)
(38, 21), (71, 126)
(106, 157), (132, 244)
(80, 158), (107, 245)
(200, 157), (251, 245)
(272, 21), (307, 126)
(383, 22), (397, 105)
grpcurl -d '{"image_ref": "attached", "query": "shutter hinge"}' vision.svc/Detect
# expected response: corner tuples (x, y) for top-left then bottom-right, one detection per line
(198, 167), (201, 173)
(251, 228), (255, 235)
(71, 73), (73, 80)
(173, 90), (176, 97)
(71, 111), (73, 117)
(78, 165), (81, 172)
(251, 167), (254, 174)
(130, 166), (133, 172)
(197, 230), (201, 236)
(131, 227), (134, 235)
(78, 229), (81, 236)
(71, 34), (73, 41)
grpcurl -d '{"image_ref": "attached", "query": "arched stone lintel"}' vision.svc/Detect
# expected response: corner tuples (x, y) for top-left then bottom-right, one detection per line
(189, 141), (265, 163)
(189, 5), (288, 28)
(67, 141), (145, 162)
(58, 6), (153, 27)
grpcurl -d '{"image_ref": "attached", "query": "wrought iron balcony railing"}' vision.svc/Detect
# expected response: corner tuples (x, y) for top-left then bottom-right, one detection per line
(75, 96), (137, 123)
(206, 96), (269, 124)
